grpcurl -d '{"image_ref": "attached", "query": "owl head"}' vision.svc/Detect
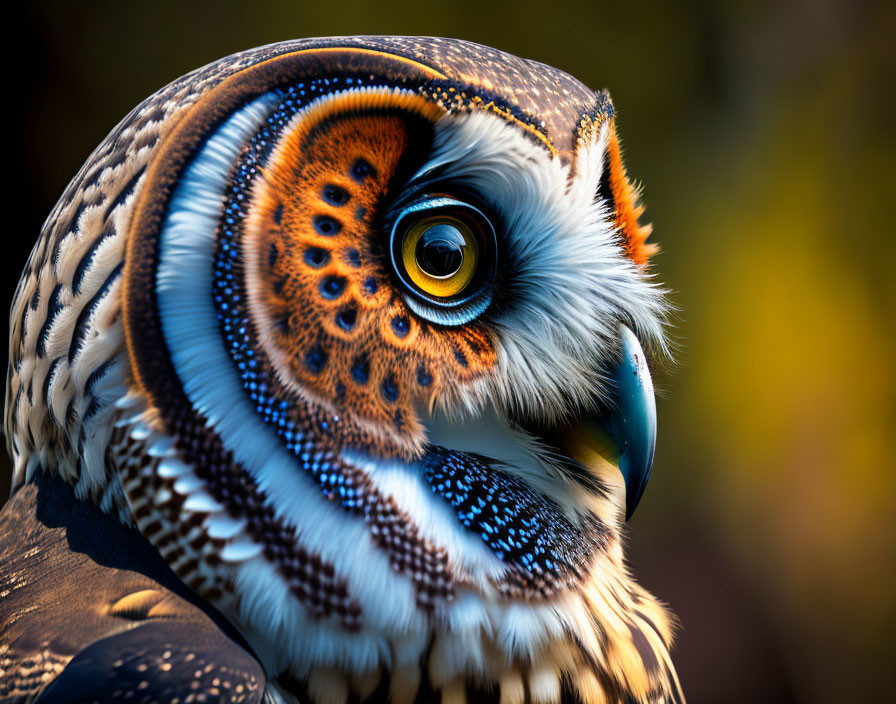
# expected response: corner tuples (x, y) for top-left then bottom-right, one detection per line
(6, 37), (679, 704)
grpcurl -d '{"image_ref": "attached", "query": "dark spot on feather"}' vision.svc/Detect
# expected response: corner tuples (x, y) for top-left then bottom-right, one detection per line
(313, 215), (342, 236)
(381, 374), (399, 402)
(322, 184), (349, 206)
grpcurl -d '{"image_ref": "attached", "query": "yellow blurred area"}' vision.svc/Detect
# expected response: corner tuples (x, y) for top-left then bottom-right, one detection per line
(666, 62), (896, 699)
(641, 7), (896, 693)
(6, 1), (895, 701)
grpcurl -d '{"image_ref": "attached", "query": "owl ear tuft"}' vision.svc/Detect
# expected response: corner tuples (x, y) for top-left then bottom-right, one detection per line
(604, 120), (658, 268)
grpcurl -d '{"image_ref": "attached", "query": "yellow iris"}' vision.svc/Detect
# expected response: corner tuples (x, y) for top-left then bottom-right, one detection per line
(401, 216), (479, 298)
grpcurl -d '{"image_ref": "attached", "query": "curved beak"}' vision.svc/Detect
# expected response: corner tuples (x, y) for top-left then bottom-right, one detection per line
(558, 325), (657, 520)
(606, 324), (657, 519)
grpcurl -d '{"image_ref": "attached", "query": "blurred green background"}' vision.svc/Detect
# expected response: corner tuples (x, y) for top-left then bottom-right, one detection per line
(6, 1), (894, 701)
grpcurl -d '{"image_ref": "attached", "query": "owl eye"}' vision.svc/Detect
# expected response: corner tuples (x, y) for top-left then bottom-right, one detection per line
(390, 196), (496, 324)
(402, 217), (478, 297)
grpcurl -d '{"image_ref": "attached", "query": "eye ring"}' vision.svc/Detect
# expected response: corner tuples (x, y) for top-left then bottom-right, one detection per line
(389, 196), (496, 316)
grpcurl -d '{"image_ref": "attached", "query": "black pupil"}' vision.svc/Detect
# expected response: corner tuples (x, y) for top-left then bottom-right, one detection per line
(415, 224), (466, 278)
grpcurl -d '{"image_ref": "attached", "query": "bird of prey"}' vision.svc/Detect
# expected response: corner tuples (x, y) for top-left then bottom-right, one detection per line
(0, 37), (682, 704)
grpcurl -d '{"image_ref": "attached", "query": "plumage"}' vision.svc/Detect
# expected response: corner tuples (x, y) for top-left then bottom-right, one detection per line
(1, 37), (681, 703)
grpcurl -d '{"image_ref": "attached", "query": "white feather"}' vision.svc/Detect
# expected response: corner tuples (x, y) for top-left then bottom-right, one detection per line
(411, 111), (668, 421)
(182, 490), (225, 513)
(220, 539), (265, 563)
(172, 473), (204, 495)
(204, 513), (249, 540)
(156, 457), (191, 478)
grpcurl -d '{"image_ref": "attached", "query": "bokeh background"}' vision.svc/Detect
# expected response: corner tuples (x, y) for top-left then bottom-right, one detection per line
(6, 1), (894, 701)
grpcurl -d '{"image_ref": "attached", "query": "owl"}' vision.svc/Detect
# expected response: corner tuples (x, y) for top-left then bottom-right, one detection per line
(0, 37), (681, 704)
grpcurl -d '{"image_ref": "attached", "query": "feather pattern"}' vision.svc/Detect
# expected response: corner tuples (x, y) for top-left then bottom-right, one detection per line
(2, 37), (682, 704)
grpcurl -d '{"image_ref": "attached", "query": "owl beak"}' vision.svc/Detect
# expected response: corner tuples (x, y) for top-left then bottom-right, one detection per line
(559, 325), (656, 520)
(607, 324), (657, 519)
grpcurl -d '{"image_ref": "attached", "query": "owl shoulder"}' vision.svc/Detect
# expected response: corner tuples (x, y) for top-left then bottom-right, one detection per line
(0, 474), (266, 703)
